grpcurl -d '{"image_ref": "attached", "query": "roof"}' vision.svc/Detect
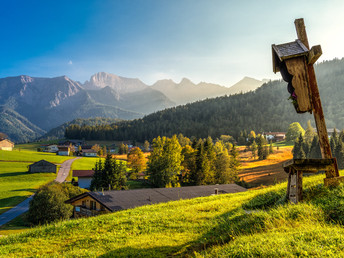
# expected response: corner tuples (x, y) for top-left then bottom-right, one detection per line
(82, 149), (97, 153)
(272, 39), (309, 73)
(0, 139), (14, 145)
(66, 184), (247, 212)
(29, 160), (56, 167)
(73, 170), (95, 177)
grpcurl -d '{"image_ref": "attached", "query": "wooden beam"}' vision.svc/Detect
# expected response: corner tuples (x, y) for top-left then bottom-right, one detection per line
(308, 45), (322, 65)
(294, 19), (310, 49)
(294, 18), (339, 178)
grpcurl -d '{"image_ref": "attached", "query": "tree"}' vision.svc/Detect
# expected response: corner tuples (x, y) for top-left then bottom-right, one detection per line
(269, 141), (274, 154)
(304, 120), (316, 144)
(251, 140), (257, 159)
(286, 122), (305, 142)
(143, 140), (150, 152)
(90, 154), (127, 191)
(293, 134), (306, 159)
(127, 147), (146, 179)
(147, 135), (183, 187)
(27, 183), (86, 225)
(118, 143), (129, 154)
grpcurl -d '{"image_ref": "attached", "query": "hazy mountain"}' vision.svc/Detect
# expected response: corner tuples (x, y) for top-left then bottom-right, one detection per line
(83, 72), (147, 93)
(151, 77), (265, 105)
(226, 77), (269, 95)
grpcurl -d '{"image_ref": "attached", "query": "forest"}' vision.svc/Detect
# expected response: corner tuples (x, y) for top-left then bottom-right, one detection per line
(64, 58), (344, 142)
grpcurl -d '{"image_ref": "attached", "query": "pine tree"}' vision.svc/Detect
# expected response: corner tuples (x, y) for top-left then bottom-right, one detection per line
(90, 154), (127, 191)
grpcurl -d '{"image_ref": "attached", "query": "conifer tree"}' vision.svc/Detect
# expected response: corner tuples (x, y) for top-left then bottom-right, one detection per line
(90, 154), (127, 191)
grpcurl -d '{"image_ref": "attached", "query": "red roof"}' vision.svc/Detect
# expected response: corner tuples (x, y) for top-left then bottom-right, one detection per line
(73, 170), (95, 177)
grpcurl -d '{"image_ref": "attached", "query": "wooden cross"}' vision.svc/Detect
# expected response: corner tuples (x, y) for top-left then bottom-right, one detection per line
(273, 19), (344, 201)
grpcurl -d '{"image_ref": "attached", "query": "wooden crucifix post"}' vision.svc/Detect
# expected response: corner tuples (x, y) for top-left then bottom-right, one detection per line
(294, 18), (339, 179)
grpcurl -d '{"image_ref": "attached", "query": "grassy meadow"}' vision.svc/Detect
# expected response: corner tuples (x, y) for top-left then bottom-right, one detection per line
(1, 172), (344, 256)
(0, 148), (73, 215)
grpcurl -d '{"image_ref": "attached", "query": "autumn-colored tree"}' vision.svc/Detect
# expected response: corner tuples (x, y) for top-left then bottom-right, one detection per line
(127, 147), (146, 179)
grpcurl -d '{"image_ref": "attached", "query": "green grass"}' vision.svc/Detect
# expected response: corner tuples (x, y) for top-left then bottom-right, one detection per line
(0, 149), (73, 163)
(0, 149), (73, 214)
(272, 140), (294, 147)
(0, 162), (56, 214)
(2, 172), (344, 256)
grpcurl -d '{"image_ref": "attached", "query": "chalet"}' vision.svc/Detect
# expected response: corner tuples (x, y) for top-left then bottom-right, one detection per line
(82, 149), (97, 157)
(0, 139), (14, 151)
(263, 132), (286, 142)
(73, 170), (95, 189)
(42, 144), (59, 153)
(57, 146), (70, 156)
(28, 160), (57, 173)
(65, 184), (247, 218)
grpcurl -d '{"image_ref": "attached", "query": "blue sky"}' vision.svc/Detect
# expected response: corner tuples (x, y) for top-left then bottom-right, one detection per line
(1, 0), (344, 86)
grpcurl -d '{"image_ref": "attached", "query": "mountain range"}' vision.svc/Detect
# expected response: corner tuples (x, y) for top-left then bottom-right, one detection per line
(0, 72), (265, 142)
(61, 58), (344, 143)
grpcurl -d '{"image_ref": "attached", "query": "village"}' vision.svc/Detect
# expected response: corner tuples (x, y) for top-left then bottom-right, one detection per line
(0, 130), (291, 223)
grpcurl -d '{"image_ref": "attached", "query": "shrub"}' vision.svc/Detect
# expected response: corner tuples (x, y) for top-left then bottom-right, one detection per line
(27, 183), (86, 225)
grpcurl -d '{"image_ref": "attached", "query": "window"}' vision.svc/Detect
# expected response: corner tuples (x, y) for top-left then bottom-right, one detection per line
(90, 201), (96, 210)
(82, 201), (86, 207)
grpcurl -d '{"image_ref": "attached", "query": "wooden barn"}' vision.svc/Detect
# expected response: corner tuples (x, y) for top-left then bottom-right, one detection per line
(28, 160), (57, 173)
(0, 139), (14, 151)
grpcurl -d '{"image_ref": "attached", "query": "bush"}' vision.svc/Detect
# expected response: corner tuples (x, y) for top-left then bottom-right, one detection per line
(27, 183), (86, 225)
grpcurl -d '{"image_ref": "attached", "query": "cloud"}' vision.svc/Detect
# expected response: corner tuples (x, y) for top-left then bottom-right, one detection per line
(68, 60), (73, 65)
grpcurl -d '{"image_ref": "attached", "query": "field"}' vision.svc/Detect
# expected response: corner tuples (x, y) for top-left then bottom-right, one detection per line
(0, 148), (73, 215)
(1, 173), (344, 256)
(238, 145), (293, 187)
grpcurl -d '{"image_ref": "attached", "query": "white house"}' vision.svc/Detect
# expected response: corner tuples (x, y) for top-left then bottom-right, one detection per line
(0, 139), (14, 151)
(73, 170), (95, 189)
(45, 144), (59, 153)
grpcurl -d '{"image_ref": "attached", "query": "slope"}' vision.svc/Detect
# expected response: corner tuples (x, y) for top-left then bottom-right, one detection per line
(1, 173), (344, 256)
(41, 117), (123, 140)
(0, 107), (46, 143)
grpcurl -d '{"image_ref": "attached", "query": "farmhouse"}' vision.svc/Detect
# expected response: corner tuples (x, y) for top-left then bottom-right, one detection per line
(57, 146), (70, 156)
(45, 144), (59, 153)
(66, 184), (247, 218)
(0, 139), (14, 151)
(73, 170), (95, 189)
(28, 160), (57, 173)
(82, 149), (97, 157)
(263, 132), (286, 142)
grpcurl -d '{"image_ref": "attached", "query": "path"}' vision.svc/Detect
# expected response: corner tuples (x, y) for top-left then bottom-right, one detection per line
(55, 157), (80, 183)
(0, 157), (81, 227)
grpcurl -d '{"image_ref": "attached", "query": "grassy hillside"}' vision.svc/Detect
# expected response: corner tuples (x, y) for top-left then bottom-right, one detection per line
(1, 173), (344, 256)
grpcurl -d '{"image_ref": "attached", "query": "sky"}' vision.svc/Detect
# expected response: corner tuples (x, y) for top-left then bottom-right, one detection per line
(1, 0), (344, 86)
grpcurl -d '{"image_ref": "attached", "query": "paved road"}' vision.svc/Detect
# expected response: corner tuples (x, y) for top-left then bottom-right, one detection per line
(0, 157), (81, 227)
(55, 157), (80, 183)
(0, 194), (34, 227)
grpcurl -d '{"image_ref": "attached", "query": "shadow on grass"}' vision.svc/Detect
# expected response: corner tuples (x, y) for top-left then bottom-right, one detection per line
(99, 245), (185, 258)
(11, 188), (36, 192)
(0, 172), (28, 177)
